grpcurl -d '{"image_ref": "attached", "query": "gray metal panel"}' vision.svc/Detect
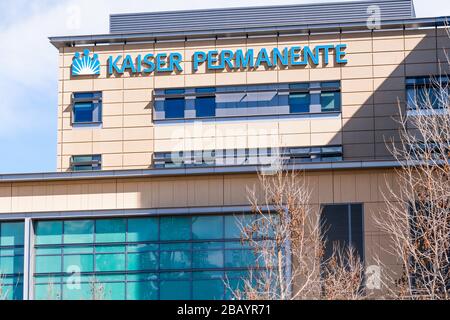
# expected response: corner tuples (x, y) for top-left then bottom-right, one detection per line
(109, 0), (415, 34)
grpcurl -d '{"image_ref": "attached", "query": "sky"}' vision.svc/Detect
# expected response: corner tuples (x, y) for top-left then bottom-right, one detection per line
(0, 0), (448, 174)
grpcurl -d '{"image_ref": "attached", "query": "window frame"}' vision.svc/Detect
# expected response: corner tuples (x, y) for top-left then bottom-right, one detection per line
(319, 203), (365, 263)
(70, 155), (102, 172)
(71, 92), (103, 125)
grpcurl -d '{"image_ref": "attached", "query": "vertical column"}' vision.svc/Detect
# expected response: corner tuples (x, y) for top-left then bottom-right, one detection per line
(22, 218), (34, 300)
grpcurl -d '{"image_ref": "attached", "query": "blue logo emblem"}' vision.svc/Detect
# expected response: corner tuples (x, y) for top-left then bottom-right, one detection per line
(72, 49), (100, 76)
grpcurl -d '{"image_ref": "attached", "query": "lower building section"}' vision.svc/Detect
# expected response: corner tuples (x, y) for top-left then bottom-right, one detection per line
(0, 166), (401, 300)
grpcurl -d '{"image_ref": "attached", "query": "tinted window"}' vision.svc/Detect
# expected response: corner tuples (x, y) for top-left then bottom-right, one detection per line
(320, 204), (364, 262)
(164, 98), (185, 119)
(321, 91), (341, 112)
(196, 96), (216, 117)
(289, 93), (310, 113)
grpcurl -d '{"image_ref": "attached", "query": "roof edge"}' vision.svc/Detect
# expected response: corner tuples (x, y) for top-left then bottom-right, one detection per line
(49, 16), (449, 49)
(0, 160), (405, 183)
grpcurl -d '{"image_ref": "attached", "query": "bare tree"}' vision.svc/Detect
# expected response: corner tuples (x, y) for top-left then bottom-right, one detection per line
(376, 28), (450, 299)
(230, 171), (366, 300)
(89, 277), (107, 300)
(46, 278), (61, 300)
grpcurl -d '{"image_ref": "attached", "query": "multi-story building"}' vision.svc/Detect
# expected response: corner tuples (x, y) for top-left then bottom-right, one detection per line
(0, 0), (448, 300)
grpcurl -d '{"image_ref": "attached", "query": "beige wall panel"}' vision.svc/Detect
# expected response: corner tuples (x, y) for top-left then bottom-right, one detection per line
(405, 63), (438, 77)
(342, 104), (373, 118)
(123, 114), (152, 128)
(374, 90), (404, 104)
(375, 129), (400, 143)
(405, 36), (437, 51)
(123, 89), (151, 103)
(316, 174), (333, 203)
(278, 118), (311, 134)
(341, 66), (373, 79)
(102, 153), (124, 167)
(280, 134), (311, 147)
(102, 103), (123, 116)
(124, 140), (153, 153)
(343, 53), (373, 67)
(154, 124), (185, 140)
(342, 91), (374, 105)
(342, 117), (374, 131)
(223, 175), (259, 206)
(184, 137), (216, 151)
(437, 36), (450, 49)
(64, 79), (94, 92)
(375, 143), (392, 159)
(343, 131), (374, 144)
(0, 186), (12, 213)
(103, 116), (124, 128)
(122, 102), (152, 115)
(373, 51), (405, 65)
(122, 153), (152, 167)
(342, 79), (373, 92)
(124, 127), (154, 141)
(310, 116), (342, 133)
(343, 143), (375, 159)
(374, 104), (402, 117)
(216, 72), (247, 86)
(93, 141), (123, 154)
(154, 138), (184, 152)
(333, 173), (357, 203)
(405, 50), (437, 64)
(373, 64), (405, 78)
(344, 40), (372, 54)
(62, 142), (93, 156)
(309, 67), (341, 81)
(364, 202), (385, 233)
(278, 68), (310, 82)
(92, 128), (123, 142)
(372, 38), (405, 52)
(123, 77), (154, 90)
(216, 135), (247, 149)
(311, 132), (342, 146)
(93, 78), (123, 91)
(154, 75), (184, 88)
(185, 74), (216, 87)
(184, 122), (216, 138)
(373, 77), (405, 91)
(101, 90), (123, 105)
(246, 70), (278, 84)
(375, 116), (399, 130)
(216, 122), (248, 137)
(62, 130), (93, 143)
(248, 134), (281, 149)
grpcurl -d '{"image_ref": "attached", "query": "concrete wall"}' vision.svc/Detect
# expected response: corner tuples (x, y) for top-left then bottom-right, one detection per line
(57, 28), (450, 171)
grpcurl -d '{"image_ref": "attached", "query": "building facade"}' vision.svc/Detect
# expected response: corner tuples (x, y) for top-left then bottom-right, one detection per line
(0, 0), (449, 300)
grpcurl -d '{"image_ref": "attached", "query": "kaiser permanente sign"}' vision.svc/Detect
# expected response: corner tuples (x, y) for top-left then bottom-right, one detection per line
(106, 44), (348, 75)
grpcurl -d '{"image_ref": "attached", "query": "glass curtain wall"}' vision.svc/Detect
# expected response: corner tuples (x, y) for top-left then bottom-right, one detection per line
(33, 215), (256, 300)
(0, 221), (24, 300)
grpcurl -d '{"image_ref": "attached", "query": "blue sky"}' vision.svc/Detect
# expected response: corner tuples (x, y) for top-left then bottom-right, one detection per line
(0, 0), (448, 174)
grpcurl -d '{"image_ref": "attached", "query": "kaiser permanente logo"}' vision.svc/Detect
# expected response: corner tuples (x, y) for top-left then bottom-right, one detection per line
(71, 44), (347, 77)
(72, 49), (101, 76)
